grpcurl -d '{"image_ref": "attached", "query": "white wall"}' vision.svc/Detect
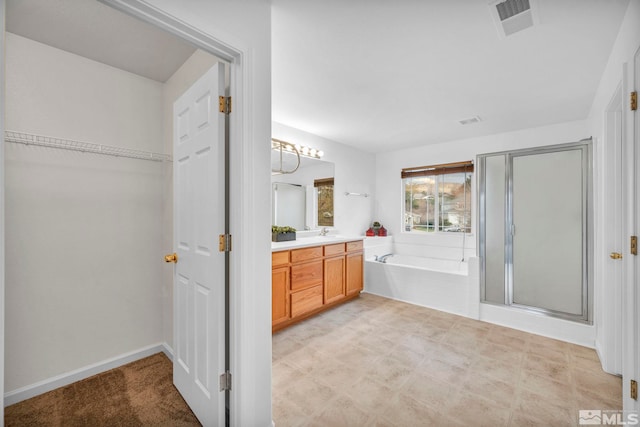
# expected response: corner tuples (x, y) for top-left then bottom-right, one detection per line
(587, 0), (640, 374)
(161, 49), (218, 349)
(5, 33), (165, 391)
(272, 122), (376, 236)
(142, 2), (273, 425)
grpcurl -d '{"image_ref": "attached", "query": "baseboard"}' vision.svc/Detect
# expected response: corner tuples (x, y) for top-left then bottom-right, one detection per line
(161, 342), (174, 361)
(4, 342), (171, 407)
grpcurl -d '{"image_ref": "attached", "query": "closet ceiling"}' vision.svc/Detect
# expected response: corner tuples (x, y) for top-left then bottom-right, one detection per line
(6, 0), (196, 83)
(272, 0), (631, 152)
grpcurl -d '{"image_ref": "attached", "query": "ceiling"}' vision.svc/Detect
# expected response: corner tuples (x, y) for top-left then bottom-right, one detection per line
(5, 1), (631, 153)
(272, 0), (631, 153)
(6, 0), (197, 83)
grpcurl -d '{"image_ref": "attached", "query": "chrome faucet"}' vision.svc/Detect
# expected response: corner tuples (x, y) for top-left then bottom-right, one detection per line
(375, 253), (394, 263)
(319, 227), (329, 236)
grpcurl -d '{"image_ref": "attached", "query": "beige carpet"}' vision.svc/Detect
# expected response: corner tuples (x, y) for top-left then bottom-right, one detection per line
(5, 353), (201, 426)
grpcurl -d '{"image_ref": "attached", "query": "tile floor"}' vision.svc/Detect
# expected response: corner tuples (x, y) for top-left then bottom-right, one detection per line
(272, 293), (622, 427)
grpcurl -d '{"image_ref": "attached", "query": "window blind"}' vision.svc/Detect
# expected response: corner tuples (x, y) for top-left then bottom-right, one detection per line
(401, 161), (474, 179)
(314, 177), (334, 187)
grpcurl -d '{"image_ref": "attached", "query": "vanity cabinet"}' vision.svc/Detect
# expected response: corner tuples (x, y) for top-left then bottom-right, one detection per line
(272, 239), (364, 332)
(271, 252), (291, 326)
(324, 256), (345, 304)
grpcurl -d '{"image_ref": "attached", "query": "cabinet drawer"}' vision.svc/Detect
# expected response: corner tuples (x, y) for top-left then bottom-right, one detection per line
(272, 251), (289, 267)
(291, 246), (323, 263)
(291, 285), (323, 317)
(324, 243), (345, 257)
(346, 240), (363, 252)
(291, 261), (323, 290)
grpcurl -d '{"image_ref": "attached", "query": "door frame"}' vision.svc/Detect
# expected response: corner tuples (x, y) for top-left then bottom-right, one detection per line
(89, 1), (265, 424)
(0, 5), (263, 421)
(0, 0), (6, 423)
(622, 46), (640, 414)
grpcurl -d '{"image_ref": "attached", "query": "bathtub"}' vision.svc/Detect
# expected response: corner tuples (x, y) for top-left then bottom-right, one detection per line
(364, 254), (479, 317)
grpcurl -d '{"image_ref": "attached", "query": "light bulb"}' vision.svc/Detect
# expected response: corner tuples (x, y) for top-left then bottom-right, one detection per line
(310, 149), (317, 157)
(302, 147), (309, 155)
(317, 150), (324, 157)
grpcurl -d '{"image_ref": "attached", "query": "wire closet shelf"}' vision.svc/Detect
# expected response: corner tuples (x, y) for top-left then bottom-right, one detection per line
(4, 130), (172, 162)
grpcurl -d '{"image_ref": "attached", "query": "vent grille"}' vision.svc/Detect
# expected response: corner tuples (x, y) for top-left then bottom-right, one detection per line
(496, 0), (530, 21)
(490, 0), (536, 38)
(459, 116), (482, 125)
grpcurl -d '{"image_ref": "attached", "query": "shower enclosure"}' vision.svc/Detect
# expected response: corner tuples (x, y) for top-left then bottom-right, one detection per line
(478, 140), (592, 323)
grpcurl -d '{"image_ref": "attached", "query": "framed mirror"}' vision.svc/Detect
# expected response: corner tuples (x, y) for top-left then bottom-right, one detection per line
(271, 148), (334, 230)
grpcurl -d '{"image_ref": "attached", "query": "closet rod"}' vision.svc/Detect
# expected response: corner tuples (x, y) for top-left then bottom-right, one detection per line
(4, 130), (172, 162)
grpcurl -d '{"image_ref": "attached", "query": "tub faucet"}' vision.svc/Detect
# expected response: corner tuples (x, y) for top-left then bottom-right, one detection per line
(375, 253), (394, 263)
(319, 227), (329, 236)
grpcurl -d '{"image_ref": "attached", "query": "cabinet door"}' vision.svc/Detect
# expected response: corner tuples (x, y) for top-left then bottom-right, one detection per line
(291, 285), (323, 317)
(272, 266), (290, 326)
(346, 252), (363, 295)
(324, 256), (345, 304)
(291, 261), (323, 291)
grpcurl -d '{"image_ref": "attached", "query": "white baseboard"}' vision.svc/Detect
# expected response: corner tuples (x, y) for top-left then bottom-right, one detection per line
(4, 342), (172, 407)
(161, 342), (174, 360)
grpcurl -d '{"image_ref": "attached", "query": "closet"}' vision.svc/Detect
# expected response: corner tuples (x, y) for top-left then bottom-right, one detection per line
(4, 6), (217, 400)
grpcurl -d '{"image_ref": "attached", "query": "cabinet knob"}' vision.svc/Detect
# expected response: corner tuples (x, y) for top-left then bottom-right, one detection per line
(164, 253), (178, 263)
(610, 252), (622, 260)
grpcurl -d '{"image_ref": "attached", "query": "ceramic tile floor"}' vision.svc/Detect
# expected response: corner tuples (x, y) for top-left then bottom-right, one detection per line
(272, 293), (622, 427)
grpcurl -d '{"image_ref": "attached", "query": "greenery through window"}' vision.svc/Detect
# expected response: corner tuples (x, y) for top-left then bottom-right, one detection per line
(402, 162), (473, 233)
(314, 178), (334, 227)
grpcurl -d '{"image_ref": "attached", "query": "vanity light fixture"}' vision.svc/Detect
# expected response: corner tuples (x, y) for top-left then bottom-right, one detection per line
(272, 138), (324, 160)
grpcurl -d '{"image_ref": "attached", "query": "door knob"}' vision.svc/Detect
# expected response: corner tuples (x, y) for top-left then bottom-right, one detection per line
(164, 253), (178, 263)
(610, 252), (622, 260)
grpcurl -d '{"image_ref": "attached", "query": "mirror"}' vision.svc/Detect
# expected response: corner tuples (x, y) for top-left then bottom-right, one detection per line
(271, 149), (334, 230)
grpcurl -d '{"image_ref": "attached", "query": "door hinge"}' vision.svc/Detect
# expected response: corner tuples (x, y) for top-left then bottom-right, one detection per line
(632, 91), (638, 111)
(220, 371), (232, 391)
(631, 379), (638, 400)
(219, 96), (232, 114)
(219, 234), (232, 252)
(631, 236), (638, 256)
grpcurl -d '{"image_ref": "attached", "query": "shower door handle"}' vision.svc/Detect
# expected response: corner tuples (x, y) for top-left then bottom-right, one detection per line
(609, 252), (622, 260)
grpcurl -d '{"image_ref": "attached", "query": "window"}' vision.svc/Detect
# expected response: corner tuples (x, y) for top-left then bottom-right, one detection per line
(314, 177), (334, 227)
(402, 161), (473, 233)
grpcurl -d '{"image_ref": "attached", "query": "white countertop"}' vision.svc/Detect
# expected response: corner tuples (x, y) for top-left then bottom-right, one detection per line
(271, 235), (364, 251)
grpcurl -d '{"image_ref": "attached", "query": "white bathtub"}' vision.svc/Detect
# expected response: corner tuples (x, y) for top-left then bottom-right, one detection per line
(364, 254), (478, 317)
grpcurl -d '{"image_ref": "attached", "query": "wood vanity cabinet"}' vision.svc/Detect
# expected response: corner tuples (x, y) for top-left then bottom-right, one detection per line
(345, 240), (364, 296)
(324, 243), (346, 304)
(271, 251), (290, 326)
(272, 239), (364, 332)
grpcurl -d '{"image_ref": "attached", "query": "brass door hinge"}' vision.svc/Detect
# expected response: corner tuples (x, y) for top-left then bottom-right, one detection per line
(219, 371), (232, 391)
(219, 234), (232, 252)
(632, 91), (638, 111)
(632, 379), (638, 400)
(219, 96), (232, 114)
(632, 236), (638, 256)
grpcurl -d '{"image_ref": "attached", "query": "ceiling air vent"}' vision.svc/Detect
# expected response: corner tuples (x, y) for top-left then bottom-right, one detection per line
(490, 0), (537, 38)
(459, 116), (482, 125)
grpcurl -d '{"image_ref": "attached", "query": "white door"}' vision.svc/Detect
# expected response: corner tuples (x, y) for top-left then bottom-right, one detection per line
(622, 47), (639, 415)
(172, 62), (226, 426)
(601, 85), (623, 374)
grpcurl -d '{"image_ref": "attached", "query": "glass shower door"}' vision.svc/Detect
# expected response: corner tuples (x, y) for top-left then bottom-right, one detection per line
(511, 149), (586, 317)
(478, 141), (591, 323)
